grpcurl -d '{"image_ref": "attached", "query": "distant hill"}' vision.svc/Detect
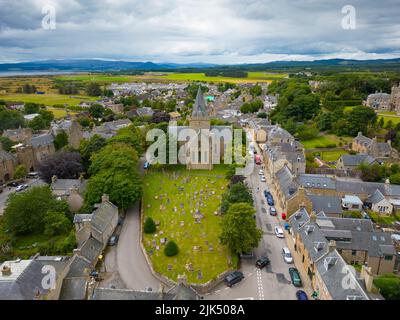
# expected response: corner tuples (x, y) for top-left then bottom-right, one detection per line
(0, 58), (399, 73)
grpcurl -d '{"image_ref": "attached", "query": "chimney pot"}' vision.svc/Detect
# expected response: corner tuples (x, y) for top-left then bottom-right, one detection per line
(101, 194), (110, 203)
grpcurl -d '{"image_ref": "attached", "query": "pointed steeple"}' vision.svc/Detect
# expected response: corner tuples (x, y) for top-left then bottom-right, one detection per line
(192, 87), (208, 118)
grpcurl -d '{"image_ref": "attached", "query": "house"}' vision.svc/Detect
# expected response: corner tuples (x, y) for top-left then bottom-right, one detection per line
(0, 255), (71, 300)
(2, 127), (32, 143)
(352, 132), (392, 159)
(16, 134), (55, 171)
(51, 119), (83, 149)
(290, 207), (396, 279)
(168, 111), (181, 121)
(106, 103), (124, 114)
(336, 154), (378, 171)
(92, 119), (132, 139)
(342, 195), (363, 211)
(73, 194), (119, 247)
(289, 208), (370, 300)
(366, 92), (391, 111)
(136, 107), (154, 117)
(263, 141), (305, 176)
(0, 146), (17, 184)
(365, 189), (393, 215)
(51, 176), (87, 212)
(308, 194), (343, 217)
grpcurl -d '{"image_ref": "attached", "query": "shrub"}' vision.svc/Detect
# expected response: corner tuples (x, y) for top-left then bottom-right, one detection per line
(144, 217), (156, 234)
(164, 240), (179, 257)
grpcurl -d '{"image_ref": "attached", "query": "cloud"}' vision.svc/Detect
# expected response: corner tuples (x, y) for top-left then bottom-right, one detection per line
(0, 0), (399, 63)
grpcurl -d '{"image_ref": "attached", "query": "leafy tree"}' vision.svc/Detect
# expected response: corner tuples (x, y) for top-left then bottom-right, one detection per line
(374, 273), (400, 300)
(229, 175), (245, 186)
(54, 131), (69, 150)
(24, 103), (41, 115)
(151, 111), (170, 124)
(28, 115), (47, 131)
(79, 134), (107, 169)
(77, 116), (91, 128)
(86, 82), (102, 96)
(38, 151), (84, 183)
(164, 240), (179, 257)
(389, 173), (400, 185)
(89, 104), (104, 118)
(257, 112), (268, 119)
(144, 217), (156, 234)
(108, 126), (144, 154)
(344, 106), (377, 136)
(0, 109), (25, 131)
(250, 84), (262, 97)
(39, 109), (54, 125)
(221, 182), (253, 213)
(220, 203), (262, 254)
(0, 136), (15, 152)
(3, 186), (69, 235)
(13, 165), (27, 180)
(43, 210), (72, 236)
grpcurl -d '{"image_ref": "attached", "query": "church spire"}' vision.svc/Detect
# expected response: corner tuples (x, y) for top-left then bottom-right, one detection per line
(192, 87), (208, 118)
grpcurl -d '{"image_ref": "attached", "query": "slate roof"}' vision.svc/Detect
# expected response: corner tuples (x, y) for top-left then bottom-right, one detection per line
(51, 179), (87, 195)
(29, 134), (54, 148)
(308, 195), (343, 215)
(276, 165), (298, 198)
(91, 200), (118, 235)
(366, 189), (386, 204)
(59, 278), (87, 300)
(298, 174), (336, 190)
(339, 154), (377, 167)
(0, 150), (17, 162)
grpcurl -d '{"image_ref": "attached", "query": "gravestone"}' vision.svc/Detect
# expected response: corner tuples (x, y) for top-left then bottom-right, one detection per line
(167, 264), (173, 271)
(197, 270), (203, 280)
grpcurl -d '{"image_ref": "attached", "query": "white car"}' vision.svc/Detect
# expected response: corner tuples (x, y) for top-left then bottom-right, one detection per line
(16, 184), (28, 192)
(274, 226), (285, 238)
(258, 169), (264, 175)
(282, 247), (293, 264)
(260, 175), (266, 182)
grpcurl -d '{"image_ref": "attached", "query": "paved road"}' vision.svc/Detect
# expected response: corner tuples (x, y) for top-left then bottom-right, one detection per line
(0, 178), (46, 215)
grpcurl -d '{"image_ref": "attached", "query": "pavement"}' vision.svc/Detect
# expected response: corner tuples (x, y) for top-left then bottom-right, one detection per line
(0, 178), (46, 215)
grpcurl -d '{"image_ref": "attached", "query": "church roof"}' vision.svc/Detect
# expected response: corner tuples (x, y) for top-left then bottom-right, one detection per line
(192, 87), (208, 118)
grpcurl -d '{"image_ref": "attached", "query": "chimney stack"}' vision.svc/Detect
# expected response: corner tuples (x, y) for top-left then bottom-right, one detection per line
(310, 211), (317, 223)
(51, 175), (58, 184)
(1, 265), (12, 276)
(328, 240), (336, 252)
(101, 194), (110, 203)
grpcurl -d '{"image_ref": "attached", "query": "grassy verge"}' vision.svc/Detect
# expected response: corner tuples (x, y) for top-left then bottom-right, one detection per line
(0, 93), (98, 106)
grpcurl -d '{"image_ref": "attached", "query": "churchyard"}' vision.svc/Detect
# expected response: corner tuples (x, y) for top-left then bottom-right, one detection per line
(142, 165), (233, 284)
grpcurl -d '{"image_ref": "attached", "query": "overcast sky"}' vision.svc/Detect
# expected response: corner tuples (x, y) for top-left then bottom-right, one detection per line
(0, 0), (399, 64)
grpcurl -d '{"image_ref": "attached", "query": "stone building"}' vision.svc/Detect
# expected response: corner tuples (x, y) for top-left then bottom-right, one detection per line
(391, 83), (400, 114)
(352, 132), (392, 159)
(366, 92), (391, 111)
(51, 175), (87, 212)
(16, 134), (55, 171)
(0, 145), (17, 184)
(51, 119), (83, 149)
(2, 127), (32, 143)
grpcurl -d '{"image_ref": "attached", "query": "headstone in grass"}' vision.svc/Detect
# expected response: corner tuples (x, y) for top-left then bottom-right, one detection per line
(180, 221), (185, 227)
(209, 245), (214, 252)
(197, 270), (203, 280)
(167, 264), (173, 271)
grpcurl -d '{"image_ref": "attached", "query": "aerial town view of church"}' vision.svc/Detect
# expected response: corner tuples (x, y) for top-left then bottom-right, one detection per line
(0, 0), (399, 305)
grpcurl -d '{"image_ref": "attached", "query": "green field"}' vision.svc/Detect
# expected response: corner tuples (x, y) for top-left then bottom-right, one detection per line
(0, 93), (98, 106)
(47, 107), (79, 119)
(142, 165), (232, 284)
(301, 134), (352, 149)
(57, 72), (287, 84)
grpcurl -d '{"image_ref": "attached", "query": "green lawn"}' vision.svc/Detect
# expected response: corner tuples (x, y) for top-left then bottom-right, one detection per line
(309, 149), (349, 162)
(0, 93), (98, 106)
(142, 165), (232, 284)
(301, 134), (352, 149)
(56, 74), (139, 83)
(378, 114), (400, 126)
(368, 211), (400, 225)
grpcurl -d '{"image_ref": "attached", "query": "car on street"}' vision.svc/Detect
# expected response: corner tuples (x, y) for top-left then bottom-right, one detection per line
(282, 247), (293, 264)
(256, 256), (270, 269)
(258, 169), (264, 175)
(296, 290), (308, 300)
(289, 268), (302, 287)
(269, 206), (277, 216)
(15, 184), (28, 192)
(260, 175), (266, 182)
(7, 182), (19, 188)
(108, 235), (119, 246)
(274, 226), (285, 238)
(27, 172), (39, 178)
(224, 271), (244, 287)
(143, 161), (150, 169)
(264, 191), (274, 205)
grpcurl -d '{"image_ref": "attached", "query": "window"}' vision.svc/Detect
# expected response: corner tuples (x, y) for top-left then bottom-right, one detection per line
(384, 255), (392, 261)
(352, 250), (357, 256)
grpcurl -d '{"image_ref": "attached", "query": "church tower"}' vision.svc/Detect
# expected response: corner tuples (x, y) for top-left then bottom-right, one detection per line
(187, 87), (213, 170)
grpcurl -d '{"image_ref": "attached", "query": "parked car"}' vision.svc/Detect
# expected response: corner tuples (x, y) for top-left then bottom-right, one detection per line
(260, 175), (266, 182)
(143, 161), (150, 169)
(296, 290), (308, 300)
(108, 235), (119, 246)
(258, 169), (264, 175)
(274, 226), (285, 238)
(118, 217), (124, 226)
(269, 206), (277, 216)
(15, 184), (28, 192)
(27, 172), (39, 178)
(224, 271), (244, 287)
(282, 247), (293, 264)
(7, 182), (19, 188)
(289, 268), (302, 287)
(256, 256), (270, 269)
(264, 191), (274, 205)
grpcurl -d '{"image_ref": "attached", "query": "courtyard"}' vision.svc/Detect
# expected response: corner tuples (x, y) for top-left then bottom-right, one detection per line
(142, 165), (233, 284)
